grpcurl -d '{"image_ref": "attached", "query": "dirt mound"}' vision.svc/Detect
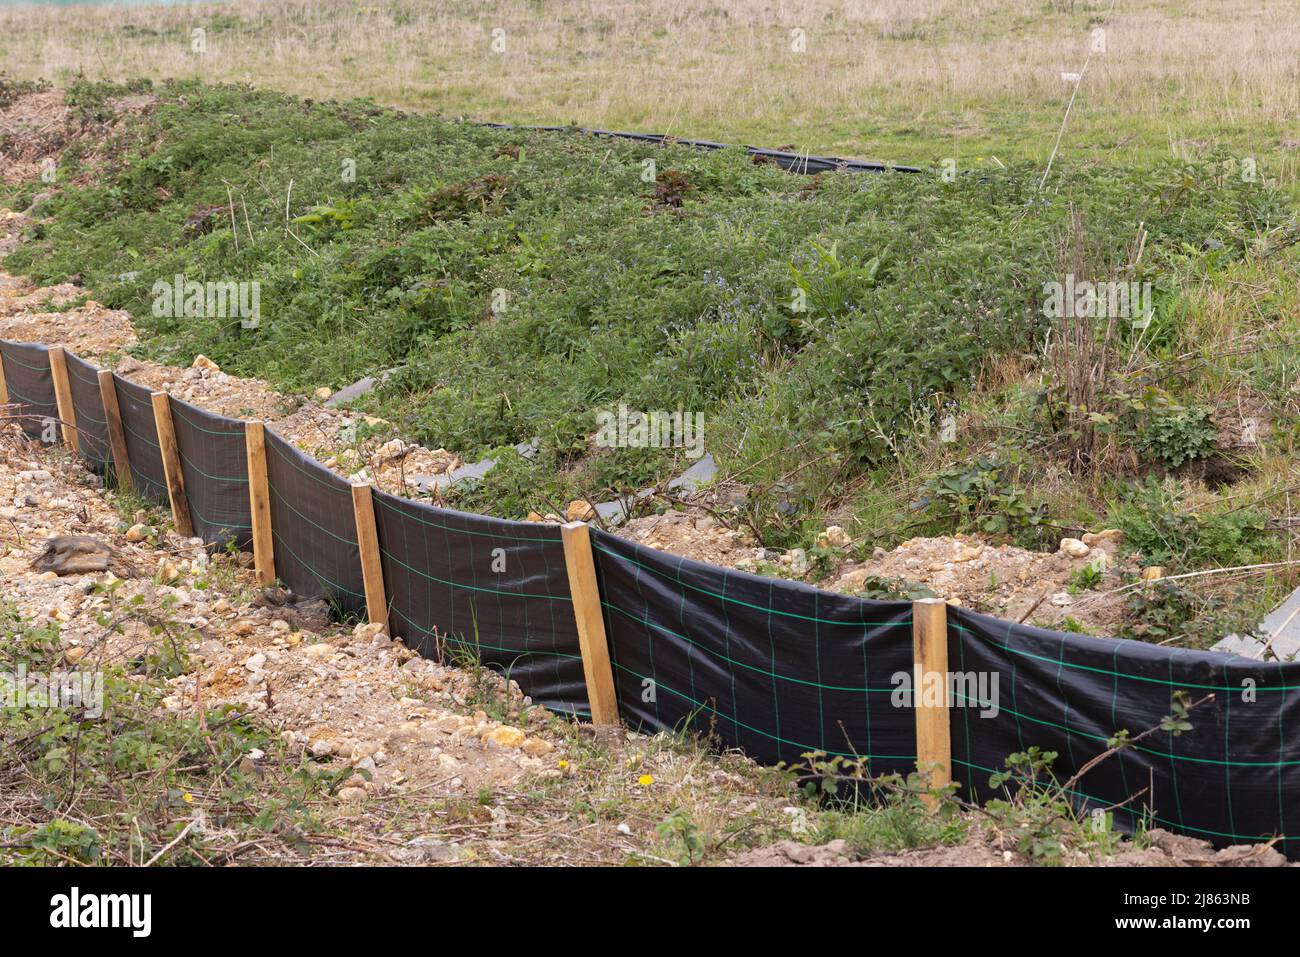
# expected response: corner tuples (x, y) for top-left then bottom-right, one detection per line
(616, 502), (1136, 635)
(0, 88), (156, 187)
(618, 508), (759, 567)
(830, 532), (1137, 634)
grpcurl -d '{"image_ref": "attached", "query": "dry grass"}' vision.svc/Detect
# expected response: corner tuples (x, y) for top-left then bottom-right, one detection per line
(2, 0), (1299, 166)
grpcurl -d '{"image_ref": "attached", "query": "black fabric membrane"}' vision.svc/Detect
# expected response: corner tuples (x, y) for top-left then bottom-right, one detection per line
(372, 489), (587, 714)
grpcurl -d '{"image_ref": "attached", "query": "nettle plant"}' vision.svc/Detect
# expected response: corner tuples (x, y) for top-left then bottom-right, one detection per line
(1136, 405), (1217, 469)
(919, 453), (1047, 541)
(1044, 382), (1218, 473)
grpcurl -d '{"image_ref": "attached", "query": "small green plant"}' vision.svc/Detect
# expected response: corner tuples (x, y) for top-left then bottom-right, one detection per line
(843, 574), (937, 601)
(1138, 406), (1217, 468)
(983, 691), (1208, 863)
(1067, 561), (1104, 593)
(784, 751), (966, 856)
(30, 820), (101, 864)
(656, 808), (705, 865)
(0, 600), (332, 866)
(1120, 579), (1264, 648)
(921, 454), (1046, 541)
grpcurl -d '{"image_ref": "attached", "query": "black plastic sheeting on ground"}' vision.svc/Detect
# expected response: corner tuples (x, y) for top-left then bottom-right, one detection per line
(949, 606), (1300, 859)
(371, 490), (587, 715)
(167, 396), (251, 550)
(64, 351), (111, 473)
(480, 123), (923, 175)
(111, 373), (168, 505)
(0, 339), (58, 442)
(589, 528), (916, 771)
(262, 428), (366, 619)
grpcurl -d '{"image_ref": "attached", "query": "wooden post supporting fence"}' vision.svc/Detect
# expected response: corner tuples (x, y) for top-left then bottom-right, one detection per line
(48, 347), (77, 453)
(351, 482), (389, 635)
(560, 521), (619, 725)
(150, 391), (195, 539)
(912, 597), (952, 806)
(96, 369), (131, 493)
(245, 421), (276, 587)
(0, 350), (8, 406)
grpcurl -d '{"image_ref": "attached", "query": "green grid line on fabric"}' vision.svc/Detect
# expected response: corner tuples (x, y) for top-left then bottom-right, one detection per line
(380, 544), (572, 602)
(949, 757), (1290, 846)
(388, 607), (584, 663)
(592, 540), (904, 627)
(2, 384), (57, 410)
(123, 421), (161, 451)
(67, 364), (101, 390)
(601, 597), (901, 693)
(611, 658), (915, 762)
(270, 529), (365, 599)
(179, 447), (248, 484)
(0, 348), (51, 372)
(129, 464), (166, 492)
(956, 622), (1300, 692)
(948, 688), (1300, 768)
(265, 435), (352, 497)
(118, 390), (153, 416)
(373, 493), (563, 544)
(185, 497), (252, 531)
(268, 482), (356, 546)
(170, 404), (246, 438)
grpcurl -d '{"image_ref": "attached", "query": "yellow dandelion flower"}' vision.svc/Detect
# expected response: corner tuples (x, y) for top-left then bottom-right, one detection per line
(638, 774), (654, 787)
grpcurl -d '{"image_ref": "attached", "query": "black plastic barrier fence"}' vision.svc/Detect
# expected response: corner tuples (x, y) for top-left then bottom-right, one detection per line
(0, 339), (57, 440)
(481, 124), (924, 175)
(949, 607), (1300, 857)
(262, 427), (366, 618)
(111, 372), (168, 505)
(4, 337), (1299, 859)
(372, 490), (588, 715)
(589, 528), (917, 772)
(64, 351), (111, 473)
(168, 396), (251, 550)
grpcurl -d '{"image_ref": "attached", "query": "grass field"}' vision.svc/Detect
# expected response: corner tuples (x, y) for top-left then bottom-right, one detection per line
(1, 0), (1298, 173)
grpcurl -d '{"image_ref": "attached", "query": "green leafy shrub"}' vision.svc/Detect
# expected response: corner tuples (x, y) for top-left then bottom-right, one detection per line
(1110, 478), (1276, 570)
(920, 454), (1046, 541)
(4, 80), (1290, 532)
(1120, 580), (1265, 648)
(1137, 406), (1217, 468)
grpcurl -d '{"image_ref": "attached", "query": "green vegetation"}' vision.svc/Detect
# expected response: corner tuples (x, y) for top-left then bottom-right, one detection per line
(6, 80), (1296, 572)
(0, 598), (334, 865)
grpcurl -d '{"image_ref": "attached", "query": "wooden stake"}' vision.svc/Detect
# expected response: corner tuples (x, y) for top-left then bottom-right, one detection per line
(245, 420), (275, 586)
(97, 369), (131, 492)
(912, 597), (952, 806)
(351, 482), (389, 635)
(0, 348), (8, 405)
(560, 521), (620, 725)
(48, 347), (78, 452)
(150, 391), (195, 538)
